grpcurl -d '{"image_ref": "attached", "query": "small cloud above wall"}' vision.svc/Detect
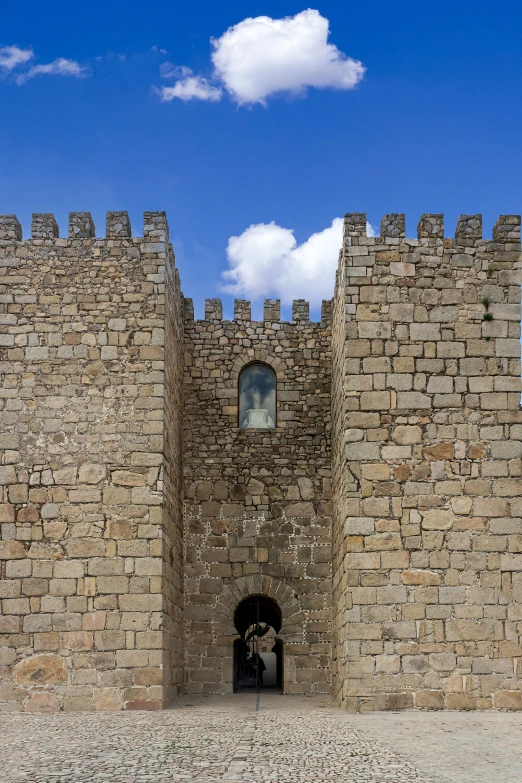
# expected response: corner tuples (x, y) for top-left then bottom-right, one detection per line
(221, 217), (376, 306)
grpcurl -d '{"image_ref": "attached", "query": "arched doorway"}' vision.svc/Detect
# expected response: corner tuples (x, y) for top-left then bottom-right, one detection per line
(233, 595), (284, 692)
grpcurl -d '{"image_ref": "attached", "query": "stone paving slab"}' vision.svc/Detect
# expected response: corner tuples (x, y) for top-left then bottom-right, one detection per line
(346, 711), (522, 783)
(0, 696), (432, 783)
(0, 695), (520, 782)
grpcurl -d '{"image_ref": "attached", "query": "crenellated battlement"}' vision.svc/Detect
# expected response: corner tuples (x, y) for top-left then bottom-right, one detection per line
(343, 212), (521, 243)
(337, 211), (522, 295)
(184, 296), (332, 324)
(0, 210), (169, 241)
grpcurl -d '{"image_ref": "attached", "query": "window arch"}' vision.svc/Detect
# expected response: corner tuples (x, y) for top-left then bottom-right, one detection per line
(239, 363), (276, 429)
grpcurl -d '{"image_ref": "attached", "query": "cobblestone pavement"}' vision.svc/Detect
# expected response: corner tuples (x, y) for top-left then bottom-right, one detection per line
(1, 694), (520, 782)
(346, 710), (522, 783)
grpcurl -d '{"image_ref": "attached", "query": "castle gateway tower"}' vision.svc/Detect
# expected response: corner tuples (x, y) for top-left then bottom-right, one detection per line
(1, 210), (522, 712)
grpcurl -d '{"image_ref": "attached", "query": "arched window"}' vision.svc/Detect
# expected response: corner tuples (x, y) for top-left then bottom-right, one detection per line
(239, 364), (276, 429)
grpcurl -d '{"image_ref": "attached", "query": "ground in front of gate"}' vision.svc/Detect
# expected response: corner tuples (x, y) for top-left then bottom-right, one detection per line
(1, 693), (521, 783)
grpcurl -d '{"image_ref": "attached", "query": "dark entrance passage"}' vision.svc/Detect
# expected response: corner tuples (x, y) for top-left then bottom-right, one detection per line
(233, 595), (283, 693)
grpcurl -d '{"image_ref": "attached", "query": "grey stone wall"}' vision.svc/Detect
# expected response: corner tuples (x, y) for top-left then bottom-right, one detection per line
(332, 212), (522, 711)
(156, 214), (185, 704)
(0, 212), (184, 712)
(182, 302), (333, 694)
(2, 205), (522, 713)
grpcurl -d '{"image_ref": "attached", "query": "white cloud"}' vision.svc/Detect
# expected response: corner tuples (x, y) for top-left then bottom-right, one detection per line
(158, 74), (222, 103)
(221, 218), (376, 306)
(17, 57), (87, 84)
(158, 64), (222, 102)
(159, 61), (190, 79)
(0, 45), (34, 71)
(212, 9), (365, 105)
(158, 9), (365, 105)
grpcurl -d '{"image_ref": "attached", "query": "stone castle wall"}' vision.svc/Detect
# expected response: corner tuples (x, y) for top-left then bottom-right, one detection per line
(182, 297), (332, 694)
(1, 207), (522, 712)
(332, 212), (522, 711)
(0, 212), (184, 712)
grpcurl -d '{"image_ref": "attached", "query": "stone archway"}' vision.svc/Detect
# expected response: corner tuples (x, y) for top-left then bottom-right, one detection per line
(233, 595), (283, 691)
(229, 351), (286, 384)
(213, 575), (306, 693)
(214, 574), (305, 643)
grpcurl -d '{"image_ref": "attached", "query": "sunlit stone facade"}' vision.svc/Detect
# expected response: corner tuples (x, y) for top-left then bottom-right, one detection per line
(1, 210), (522, 712)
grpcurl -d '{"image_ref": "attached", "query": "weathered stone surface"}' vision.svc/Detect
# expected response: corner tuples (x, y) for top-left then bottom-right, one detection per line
(493, 691), (522, 709)
(424, 443), (455, 460)
(331, 211), (522, 713)
(393, 426), (422, 445)
(24, 692), (61, 713)
(14, 655), (67, 685)
(0, 211), (183, 713)
(422, 510), (453, 530)
(183, 285), (332, 697)
(0, 541), (26, 559)
(78, 463), (106, 484)
(402, 571), (441, 586)
(2, 703), (493, 782)
(1, 208), (521, 714)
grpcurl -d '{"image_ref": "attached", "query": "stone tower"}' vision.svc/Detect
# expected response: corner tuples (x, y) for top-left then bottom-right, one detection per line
(332, 212), (522, 710)
(0, 212), (185, 712)
(1, 209), (522, 713)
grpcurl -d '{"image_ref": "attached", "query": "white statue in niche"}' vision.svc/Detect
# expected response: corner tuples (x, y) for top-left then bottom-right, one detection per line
(242, 386), (275, 429)
(239, 366), (276, 429)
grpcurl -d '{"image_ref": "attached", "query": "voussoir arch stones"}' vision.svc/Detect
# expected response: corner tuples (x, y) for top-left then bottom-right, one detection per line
(230, 351), (286, 382)
(214, 574), (305, 644)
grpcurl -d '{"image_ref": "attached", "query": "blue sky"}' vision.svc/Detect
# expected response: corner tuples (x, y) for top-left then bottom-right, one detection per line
(1, 1), (522, 318)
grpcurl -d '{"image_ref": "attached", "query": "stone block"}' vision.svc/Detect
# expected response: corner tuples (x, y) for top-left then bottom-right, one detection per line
(493, 691), (522, 709)
(0, 466), (17, 485)
(345, 517), (375, 535)
(424, 442), (454, 460)
(396, 392), (431, 409)
(402, 571), (440, 586)
(14, 654), (67, 685)
(390, 261), (415, 276)
(360, 391), (390, 410)
(0, 541), (26, 559)
(415, 690), (445, 709)
(346, 442), (380, 460)
(95, 631), (126, 651)
(446, 694), (478, 710)
(422, 510), (453, 530)
(25, 692), (60, 713)
(358, 322), (391, 338)
(373, 692), (415, 710)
